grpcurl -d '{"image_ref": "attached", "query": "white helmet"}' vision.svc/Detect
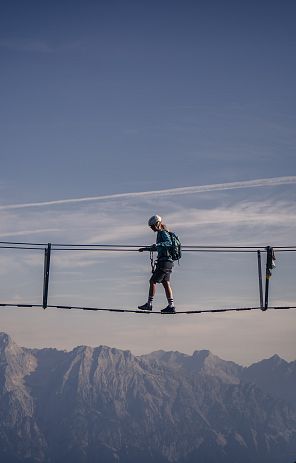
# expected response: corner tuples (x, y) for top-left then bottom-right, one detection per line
(148, 215), (162, 227)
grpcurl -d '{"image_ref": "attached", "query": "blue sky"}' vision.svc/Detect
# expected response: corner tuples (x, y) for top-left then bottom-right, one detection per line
(0, 0), (295, 363)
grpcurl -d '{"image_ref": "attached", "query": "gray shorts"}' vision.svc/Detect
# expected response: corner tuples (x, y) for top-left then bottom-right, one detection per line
(150, 260), (174, 284)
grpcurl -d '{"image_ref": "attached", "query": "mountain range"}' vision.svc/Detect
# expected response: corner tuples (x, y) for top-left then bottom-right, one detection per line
(0, 332), (295, 463)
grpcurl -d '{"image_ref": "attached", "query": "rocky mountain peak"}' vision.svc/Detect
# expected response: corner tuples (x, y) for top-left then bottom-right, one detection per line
(191, 350), (242, 383)
(192, 349), (212, 368)
(269, 353), (288, 366)
(0, 333), (295, 463)
(192, 349), (211, 360)
(142, 349), (242, 384)
(0, 332), (13, 351)
(71, 344), (133, 361)
(0, 332), (37, 387)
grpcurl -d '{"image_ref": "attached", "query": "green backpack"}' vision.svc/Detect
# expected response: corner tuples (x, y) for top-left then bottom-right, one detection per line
(168, 232), (182, 262)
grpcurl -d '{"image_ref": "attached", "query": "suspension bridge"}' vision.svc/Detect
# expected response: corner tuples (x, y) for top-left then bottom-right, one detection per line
(0, 241), (295, 315)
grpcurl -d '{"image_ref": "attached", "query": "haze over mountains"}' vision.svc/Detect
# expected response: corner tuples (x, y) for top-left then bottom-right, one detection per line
(0, 332), (295, 463)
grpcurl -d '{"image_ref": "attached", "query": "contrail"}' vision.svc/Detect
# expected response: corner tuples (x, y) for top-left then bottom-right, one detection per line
(0, 176), (295, 210)
(0, 228), (61, 238)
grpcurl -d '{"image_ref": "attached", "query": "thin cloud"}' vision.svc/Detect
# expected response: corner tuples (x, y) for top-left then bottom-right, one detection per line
(0, 38), (53, 53)
(0, 176), (295, 211)
(1, 198), (295, 249)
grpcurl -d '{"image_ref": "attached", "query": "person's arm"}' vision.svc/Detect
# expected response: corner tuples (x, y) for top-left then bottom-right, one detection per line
(156, 231), (172, 250)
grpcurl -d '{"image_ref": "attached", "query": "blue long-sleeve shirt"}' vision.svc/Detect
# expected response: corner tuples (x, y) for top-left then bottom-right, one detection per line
(156, 230), (173, 262)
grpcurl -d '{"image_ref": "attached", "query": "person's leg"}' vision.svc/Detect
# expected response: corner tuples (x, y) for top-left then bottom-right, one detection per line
(162, 281), (174, 308)
(162, 281), (173, 300)
(149, 280), (156, 299)
(138, 279), (157, 310)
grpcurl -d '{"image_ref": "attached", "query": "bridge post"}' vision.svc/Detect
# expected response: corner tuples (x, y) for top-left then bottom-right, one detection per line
(42, 243), (51, 309)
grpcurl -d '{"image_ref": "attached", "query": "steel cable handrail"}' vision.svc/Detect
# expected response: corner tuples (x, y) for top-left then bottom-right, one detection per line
(0, 240), (296, 252)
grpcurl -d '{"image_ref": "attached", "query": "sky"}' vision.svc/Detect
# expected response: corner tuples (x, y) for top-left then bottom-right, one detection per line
(0, 0), (296, 365)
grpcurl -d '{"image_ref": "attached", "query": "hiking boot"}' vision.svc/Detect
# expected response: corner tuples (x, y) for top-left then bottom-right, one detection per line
(138, 303), (152, 311)
(161, 305), (176, 314)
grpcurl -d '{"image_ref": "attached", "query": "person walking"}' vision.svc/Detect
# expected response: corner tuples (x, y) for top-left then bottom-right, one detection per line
(138, 215), (176, 314)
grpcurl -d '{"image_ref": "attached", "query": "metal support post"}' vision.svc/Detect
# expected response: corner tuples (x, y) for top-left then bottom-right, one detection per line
(263, 246), (274, 311)
(257, 250), (263, 309)
(42, 243), (51, 309)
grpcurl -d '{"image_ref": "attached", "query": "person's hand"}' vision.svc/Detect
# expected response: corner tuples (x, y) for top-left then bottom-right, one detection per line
(138, 247), (149, 252)
(138, 245), (157, 252)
